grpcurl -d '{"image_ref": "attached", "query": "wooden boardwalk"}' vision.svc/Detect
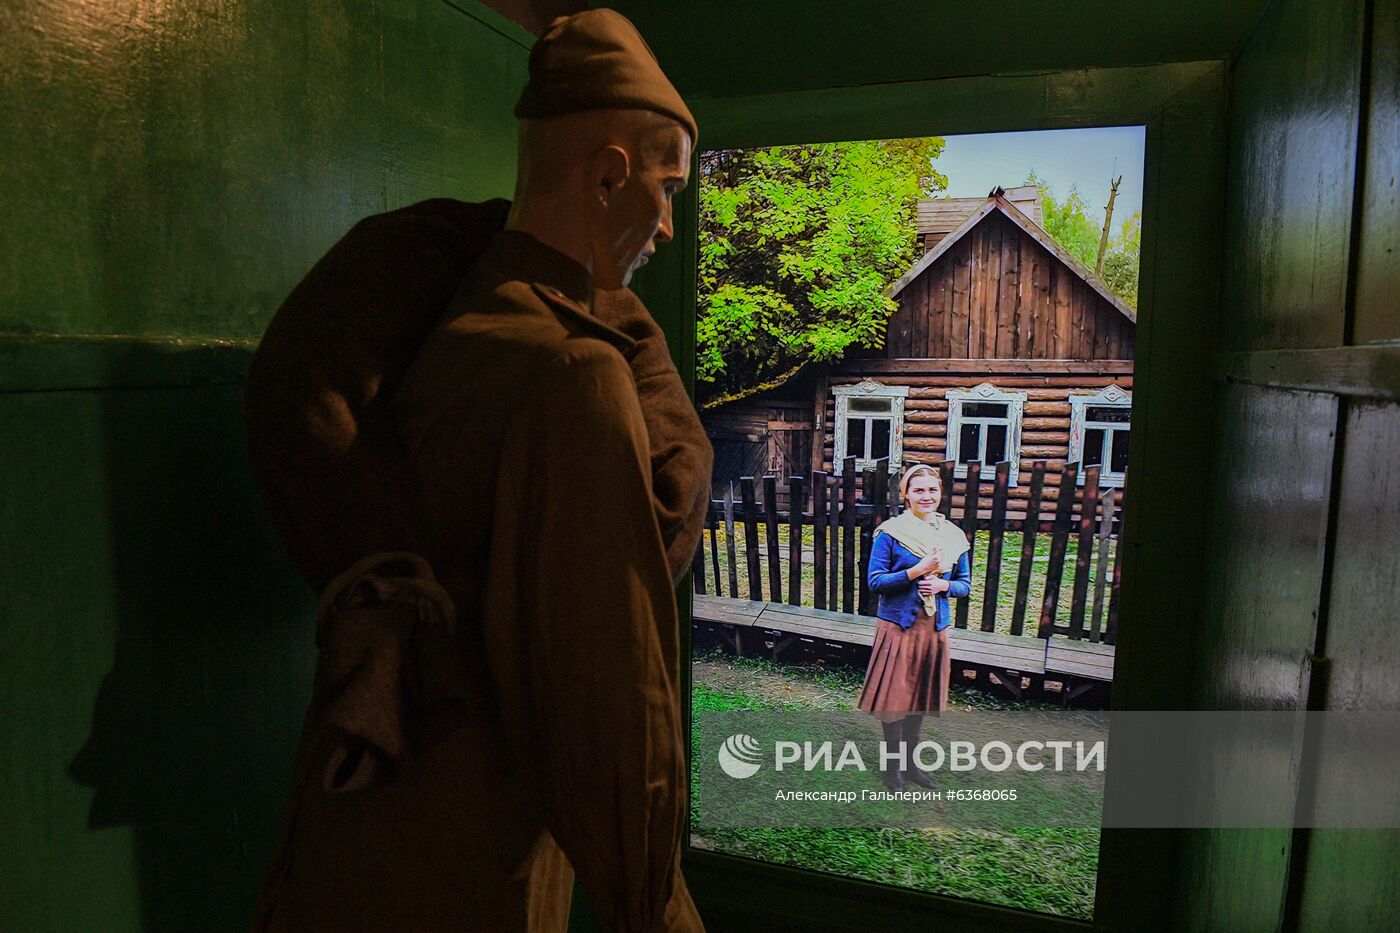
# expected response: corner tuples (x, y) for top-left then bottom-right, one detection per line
(694, 593), (1112, 703)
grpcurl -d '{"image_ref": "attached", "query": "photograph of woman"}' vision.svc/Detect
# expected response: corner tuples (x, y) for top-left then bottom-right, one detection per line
(858, 463), (974, 791)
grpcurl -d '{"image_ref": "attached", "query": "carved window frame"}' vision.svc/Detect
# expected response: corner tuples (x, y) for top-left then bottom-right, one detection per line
(831, 380), (909, 475)
(1068, 384), (1132, 487)
(945, 382), (1027, 485)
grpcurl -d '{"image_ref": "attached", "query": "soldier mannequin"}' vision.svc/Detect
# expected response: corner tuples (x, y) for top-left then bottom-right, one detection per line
(247, 10), (710, 932)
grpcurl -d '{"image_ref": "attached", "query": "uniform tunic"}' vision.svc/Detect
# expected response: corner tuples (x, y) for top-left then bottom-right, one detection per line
(251, 227), (706, 931)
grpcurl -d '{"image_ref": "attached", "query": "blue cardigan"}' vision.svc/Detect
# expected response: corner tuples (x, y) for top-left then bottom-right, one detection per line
(866, 531), (973, 630)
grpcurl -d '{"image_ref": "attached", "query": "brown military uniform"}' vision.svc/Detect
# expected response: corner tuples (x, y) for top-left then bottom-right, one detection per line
(249, 227), (709, 931)
(248, 8), (709, 929)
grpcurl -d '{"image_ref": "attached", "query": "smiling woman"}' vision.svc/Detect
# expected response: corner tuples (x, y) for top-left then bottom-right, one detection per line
(858, 464), (973, 788)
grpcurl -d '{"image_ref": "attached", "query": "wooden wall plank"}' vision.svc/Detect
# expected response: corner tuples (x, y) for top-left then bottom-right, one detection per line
(1033, 247), (1052, 359)
(1354, 0), (1400, 343)
(939, 261), (955, 358)
(889, 293), (912, 357)
(912, 258), (929, 357)
(979, 219), (1004, 359)
(996, 217), (1021, 357)
(1295, 402), (1400, 925)
(950, 237), (971, 357)
(1219, 0), (1362, 351)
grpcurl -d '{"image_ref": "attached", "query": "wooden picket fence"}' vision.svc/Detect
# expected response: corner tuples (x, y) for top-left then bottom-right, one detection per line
(691, 457), (1123, 645)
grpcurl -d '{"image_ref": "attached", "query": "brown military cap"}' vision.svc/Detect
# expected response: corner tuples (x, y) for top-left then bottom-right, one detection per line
(513, 8), (698, 144)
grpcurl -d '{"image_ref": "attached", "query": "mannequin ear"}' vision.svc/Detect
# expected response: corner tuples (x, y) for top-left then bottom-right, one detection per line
(593, 144), (632, 203)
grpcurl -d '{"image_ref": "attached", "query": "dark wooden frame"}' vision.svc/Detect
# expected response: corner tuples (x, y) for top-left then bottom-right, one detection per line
(630, 60), (1227, 933)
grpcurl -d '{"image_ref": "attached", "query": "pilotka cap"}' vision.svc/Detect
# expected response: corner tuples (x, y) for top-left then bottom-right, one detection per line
(513, 8), (698, 144)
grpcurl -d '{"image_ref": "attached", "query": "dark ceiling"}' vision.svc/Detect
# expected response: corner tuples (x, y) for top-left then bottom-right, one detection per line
(605, 1), (1272, 99)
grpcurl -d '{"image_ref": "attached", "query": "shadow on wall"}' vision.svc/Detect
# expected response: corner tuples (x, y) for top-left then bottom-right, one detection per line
(67, 344), (316, 930)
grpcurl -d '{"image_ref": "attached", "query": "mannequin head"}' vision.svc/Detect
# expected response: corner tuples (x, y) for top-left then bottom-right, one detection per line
(507, 108), (691, 289)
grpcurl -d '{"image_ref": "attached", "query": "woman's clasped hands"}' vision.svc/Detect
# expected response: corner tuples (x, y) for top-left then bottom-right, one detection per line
(909, 552), (951, 598)
(918, 575), (950, 598)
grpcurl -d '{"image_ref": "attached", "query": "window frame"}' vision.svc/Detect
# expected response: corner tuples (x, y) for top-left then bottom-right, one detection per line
(1068, 384), (1133, 487)
(945, 382), (1027, 484)
(643, 59), (1228, 933)
(831, 380), (908, 474)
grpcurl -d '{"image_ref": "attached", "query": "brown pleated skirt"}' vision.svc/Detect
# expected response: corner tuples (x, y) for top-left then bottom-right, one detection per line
(857, 609), (951, 723)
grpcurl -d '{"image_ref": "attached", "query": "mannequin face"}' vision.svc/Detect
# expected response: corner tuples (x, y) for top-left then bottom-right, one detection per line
(591, 122), (691, 289)
(905, 474), (941, 518)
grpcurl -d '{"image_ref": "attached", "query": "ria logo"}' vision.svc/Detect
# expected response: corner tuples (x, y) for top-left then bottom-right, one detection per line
(717, 733), (763, 779)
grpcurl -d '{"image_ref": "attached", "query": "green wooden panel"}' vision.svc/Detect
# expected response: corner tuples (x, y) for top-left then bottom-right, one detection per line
(1293, 402), (1400, 928)
(1176, 381), (1339, 932)
(0, 386), (316, 931)
(610, 0), (1267, 100)
(0, 1), (533, 929)
(0, 0), (530, 340)
(1296, 832), (1400, 931)
(1178, 0), (1386, 928)
(1219, 0), (1366, 351)
(0, 335), (255, 393)
(1354, 0), (1400, 345)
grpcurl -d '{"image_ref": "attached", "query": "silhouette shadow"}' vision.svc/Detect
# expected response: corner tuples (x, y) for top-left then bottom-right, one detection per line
(67, 342), (315, 930)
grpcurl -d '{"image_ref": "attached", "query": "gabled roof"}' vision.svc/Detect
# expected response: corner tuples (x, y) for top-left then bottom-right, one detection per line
(918, 184), (1043, 235)
(885, 194), (1137, 325)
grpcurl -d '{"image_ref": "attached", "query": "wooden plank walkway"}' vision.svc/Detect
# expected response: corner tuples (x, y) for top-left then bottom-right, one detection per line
(948, 629), (1046, 675)
(694, 594), (1114, 700)
(1045, 639), (1115, 680)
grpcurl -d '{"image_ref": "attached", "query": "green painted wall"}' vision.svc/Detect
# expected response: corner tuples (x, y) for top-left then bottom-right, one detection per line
(1290, 0), (1400, 925)
(2, 0), (527, 339)
(1179, 0), (1400, 929)
(0, 1), (532, 929)
(611, 0), (1269, 100)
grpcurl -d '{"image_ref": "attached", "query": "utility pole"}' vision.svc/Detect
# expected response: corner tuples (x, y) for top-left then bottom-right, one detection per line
(1095, 175), (1122, 274)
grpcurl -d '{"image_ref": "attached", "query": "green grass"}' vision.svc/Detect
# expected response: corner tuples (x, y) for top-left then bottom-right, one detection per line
(691, 646), (1065, 713)
(696, 523), (1118, 638)
(688, 650), (1099, 921)
(687, 823), (1099, 921)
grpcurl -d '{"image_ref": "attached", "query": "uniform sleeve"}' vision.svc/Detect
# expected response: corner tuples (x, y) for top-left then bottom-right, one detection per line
(471, 342), (703, 932)
(594, 289), (714, 587)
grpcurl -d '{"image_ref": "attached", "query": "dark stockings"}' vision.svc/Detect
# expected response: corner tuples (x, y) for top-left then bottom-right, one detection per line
(878, 714), (937, 790)
(879, 719), (905, 790)
(901, 713), (936, 788)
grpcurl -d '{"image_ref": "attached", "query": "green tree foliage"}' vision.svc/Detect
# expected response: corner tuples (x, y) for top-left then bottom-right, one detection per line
(1027, 172), (1140, 308)
(697, 138), (946, 405)
(1099, 212), (1141, 308)
(1026, 171), (1100, 268)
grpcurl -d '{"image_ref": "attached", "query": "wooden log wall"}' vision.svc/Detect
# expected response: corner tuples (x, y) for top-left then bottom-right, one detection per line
(817, 366), (1132, 525)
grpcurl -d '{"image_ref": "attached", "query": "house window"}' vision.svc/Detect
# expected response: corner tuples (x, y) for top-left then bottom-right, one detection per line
(832, 381), (908, 474)
(945, 383), (1027, 484)
(1069, 385), (1132, 487)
